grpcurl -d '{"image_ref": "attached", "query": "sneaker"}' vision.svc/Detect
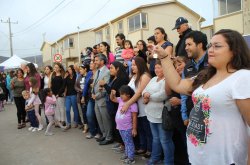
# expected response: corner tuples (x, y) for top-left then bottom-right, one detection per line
(21, 123), (26, 128)
(28, 127), (34, 131)
(120, 155), (128, 162)
(73, 124), (78, 128)
(38, 124), (43, 131)
(65, 125), (71, 130)
(86, 134), (94, 139)
(142, 152), (151, 159)
(94, 134), (101, 139)
(60, 126), (67, 132)
(32, 128), (38, 132)
(123, 158), (135, 164)
(45, 132), (54, 136)
(111, 143), (121, 150)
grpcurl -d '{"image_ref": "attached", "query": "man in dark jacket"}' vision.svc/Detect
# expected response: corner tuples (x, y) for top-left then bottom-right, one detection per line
(172, 17), (192, 57)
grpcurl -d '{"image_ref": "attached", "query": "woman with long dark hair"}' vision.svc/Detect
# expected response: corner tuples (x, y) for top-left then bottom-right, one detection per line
(24, 63), (43, 130)
(148, 27), (173, 77)
(64, 65), (80, 129)
(44, 65), (53, 89)
(75, 64), (90, 133)
(99, 42), (115, 69)
(135, 40), (148, 62)
(99, 61), (130, 150)
(156, 29), (250, 165)
(82, 60), (101, 139)
(121, 56), (152, 158)
(11, 69), (26, 129)
(50, 62), (66, 126)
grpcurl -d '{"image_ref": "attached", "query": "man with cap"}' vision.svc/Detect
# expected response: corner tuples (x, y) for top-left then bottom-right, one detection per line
(172, 17), (192, 58)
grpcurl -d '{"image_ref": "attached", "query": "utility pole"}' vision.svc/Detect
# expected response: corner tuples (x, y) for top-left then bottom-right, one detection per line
(77, 26), (80, 63)
(1, 18), (18, 57)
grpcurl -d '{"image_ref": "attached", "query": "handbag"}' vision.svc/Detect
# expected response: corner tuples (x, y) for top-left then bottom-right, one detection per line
(162, 101), (174, 131)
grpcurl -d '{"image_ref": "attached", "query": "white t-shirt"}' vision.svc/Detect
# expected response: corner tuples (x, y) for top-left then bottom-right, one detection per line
(187, 69), (250, 165)
(44, 75), (49, 89)
(128, 76), (146, 117)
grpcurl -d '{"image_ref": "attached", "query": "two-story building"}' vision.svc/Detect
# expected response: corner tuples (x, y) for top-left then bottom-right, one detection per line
(92, 0), (205, 53)
(41, 29), (95, 66)
(202, 0), (250, 46)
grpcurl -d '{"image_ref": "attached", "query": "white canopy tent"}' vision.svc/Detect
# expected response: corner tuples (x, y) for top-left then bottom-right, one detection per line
(0, 55), (38, 69)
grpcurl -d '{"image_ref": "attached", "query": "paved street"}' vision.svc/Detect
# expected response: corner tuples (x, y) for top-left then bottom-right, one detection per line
(0, 104), (148, 165)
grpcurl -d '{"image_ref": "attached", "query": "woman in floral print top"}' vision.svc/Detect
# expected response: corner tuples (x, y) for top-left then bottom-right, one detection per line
(155, 29), (250, 165)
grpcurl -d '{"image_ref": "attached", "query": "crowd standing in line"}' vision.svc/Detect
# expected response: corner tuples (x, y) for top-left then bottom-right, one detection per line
(0, 16), (249, 165)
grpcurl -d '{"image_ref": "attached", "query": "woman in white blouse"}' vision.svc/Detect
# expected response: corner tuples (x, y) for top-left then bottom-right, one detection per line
(155, 29), (250, 165)
(44, 65), (53, 89)
(142, 59), (174, 165)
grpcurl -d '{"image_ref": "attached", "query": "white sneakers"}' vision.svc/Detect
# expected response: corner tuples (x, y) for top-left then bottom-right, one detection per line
(28, 127), (38, 132)
(45, 132), (54, 136)
(28, 127), (34, 131)
(38, 124), (43, 131)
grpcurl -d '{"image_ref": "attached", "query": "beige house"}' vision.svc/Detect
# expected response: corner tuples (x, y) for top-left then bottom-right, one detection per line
(40, 41), (52, 66)
(201, 25), (214, 40)
(40, 29), (95, 67)
(92, 0), (205, 54)
(213, 0), (250, 35)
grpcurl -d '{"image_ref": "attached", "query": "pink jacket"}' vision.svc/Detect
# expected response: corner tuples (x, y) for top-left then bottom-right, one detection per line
(121, 49), (134, 61)
(106, 52), (115, 69)
(44, 95), (56, 116)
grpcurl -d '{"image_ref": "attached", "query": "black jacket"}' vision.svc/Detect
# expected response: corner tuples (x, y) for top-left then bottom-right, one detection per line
(175, 28), (192, 57)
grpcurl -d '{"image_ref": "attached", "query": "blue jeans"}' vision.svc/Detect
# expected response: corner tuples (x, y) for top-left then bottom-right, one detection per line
(149, 122), (174, 165)
(27, 110), (38, 128)
(86, 99), (99, 136)
(65, 95), (79, 125)
(138, 116), (152, 152)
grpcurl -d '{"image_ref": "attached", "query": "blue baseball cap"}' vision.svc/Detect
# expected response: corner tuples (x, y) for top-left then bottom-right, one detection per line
(172, 17), (188, 30)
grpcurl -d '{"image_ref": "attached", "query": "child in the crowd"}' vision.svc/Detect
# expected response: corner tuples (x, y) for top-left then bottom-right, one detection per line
(121, 40), (134, 75)
(110, 85), (138, 165)
(22, 90), (38, 132)
(28, 77), (43, 131)
(40, 88), (66, 136)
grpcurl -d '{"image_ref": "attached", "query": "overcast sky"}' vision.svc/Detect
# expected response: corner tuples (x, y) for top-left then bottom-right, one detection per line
(0, 0), (213, 58)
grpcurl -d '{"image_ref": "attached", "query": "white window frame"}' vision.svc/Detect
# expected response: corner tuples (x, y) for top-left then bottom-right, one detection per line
(217, 0), (242, 16)
(117, 21), (123, 33)
(63, 38), (74, 49)
(95, 30), (103, 44)
(128, 13), (148, 33)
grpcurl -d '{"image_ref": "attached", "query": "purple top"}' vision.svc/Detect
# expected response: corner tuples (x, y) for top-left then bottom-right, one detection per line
(115, 97), (138, 130)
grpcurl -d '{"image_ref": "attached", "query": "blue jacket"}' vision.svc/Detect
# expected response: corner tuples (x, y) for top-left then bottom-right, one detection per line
(82, 71), (93, 97)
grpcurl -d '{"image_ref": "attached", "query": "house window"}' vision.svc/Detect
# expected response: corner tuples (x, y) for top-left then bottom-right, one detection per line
(118, 21), (123, 33)
(105, 27), (111, 44)
(128, 13), (148, 32)
(95, 30), (103, 44)
(216, 0), (242, 16)
(64, 38), (74, 49)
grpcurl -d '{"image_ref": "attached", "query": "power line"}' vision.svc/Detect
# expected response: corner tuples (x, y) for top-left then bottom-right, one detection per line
(13, 0), (67, 35)
(79, 0), (112, 27)
(0, 48), (40, 51)
(14, 0), (76, 37)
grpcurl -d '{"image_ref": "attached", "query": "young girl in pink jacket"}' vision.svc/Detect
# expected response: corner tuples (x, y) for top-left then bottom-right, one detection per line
(41, 88), (66, 136)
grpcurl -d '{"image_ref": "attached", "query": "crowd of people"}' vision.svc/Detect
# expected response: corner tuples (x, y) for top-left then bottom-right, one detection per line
(0, 17), (249, 165)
